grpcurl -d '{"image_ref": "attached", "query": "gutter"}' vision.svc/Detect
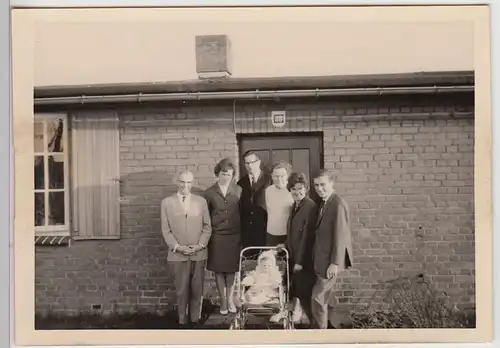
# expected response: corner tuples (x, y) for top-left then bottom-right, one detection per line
(34, 85), (474, 106)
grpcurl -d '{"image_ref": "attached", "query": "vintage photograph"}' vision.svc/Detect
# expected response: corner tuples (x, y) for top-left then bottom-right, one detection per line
(11, 4), (493, 346)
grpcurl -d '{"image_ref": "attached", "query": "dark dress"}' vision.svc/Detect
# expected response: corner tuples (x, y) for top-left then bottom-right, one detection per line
(237, 171), (271, 249)
(203, 182), (242, 273)
(285, 196), (317, 300)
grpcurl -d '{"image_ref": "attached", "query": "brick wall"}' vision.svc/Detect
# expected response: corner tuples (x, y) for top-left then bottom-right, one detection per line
(35, 94), (475, 315)
(322, 115), (474, 312)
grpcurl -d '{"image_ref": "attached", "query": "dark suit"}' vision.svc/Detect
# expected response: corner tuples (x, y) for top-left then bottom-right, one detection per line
(285, 196), (317, 321)
(203, 182), (242, 273)
(237, 170), (271, 249)
(311, 192), (353, 329)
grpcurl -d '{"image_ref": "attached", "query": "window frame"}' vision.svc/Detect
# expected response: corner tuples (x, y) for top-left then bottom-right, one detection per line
(34, 112), (71, 237)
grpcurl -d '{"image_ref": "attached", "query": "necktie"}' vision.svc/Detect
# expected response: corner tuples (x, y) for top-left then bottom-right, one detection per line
(182, 196), (187, 216)
(319, 200), (326, 217)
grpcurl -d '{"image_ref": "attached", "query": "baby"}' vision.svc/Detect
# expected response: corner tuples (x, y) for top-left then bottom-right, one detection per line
(241, 250), (283, 305)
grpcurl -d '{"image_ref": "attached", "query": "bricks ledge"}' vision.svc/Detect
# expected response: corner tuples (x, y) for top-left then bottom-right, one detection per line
(34, 235), (72, 247)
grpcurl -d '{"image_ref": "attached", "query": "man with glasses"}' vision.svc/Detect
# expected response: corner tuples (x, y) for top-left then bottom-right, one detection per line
(237, 150), (271, 250)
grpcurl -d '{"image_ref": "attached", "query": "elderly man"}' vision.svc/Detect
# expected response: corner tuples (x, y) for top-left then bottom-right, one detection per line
(311, 169), (353, 329)
(160, 170), (212, 328)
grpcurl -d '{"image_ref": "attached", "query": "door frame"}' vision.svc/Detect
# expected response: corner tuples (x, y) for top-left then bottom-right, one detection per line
(237, 131), (324, 200)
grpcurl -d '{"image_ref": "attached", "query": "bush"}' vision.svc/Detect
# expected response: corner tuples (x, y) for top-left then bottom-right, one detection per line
(350, 273), (474, 329)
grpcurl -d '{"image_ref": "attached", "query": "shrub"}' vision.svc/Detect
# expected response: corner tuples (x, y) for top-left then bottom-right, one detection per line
(350, 273), (474, 329)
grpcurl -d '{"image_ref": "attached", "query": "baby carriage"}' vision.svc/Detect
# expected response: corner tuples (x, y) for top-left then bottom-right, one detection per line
(229, 246), (295, 330)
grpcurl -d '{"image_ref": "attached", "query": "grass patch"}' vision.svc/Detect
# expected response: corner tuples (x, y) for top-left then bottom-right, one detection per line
(36, 299), (216, 330)
(36, 310), (180, 330)
(35, 300), (312, 330)
(36, 274), (474, 330)
(35, 310), (311, 330)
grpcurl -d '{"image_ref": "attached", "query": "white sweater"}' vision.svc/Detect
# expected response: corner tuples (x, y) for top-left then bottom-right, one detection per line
(265, 185), (294, 236)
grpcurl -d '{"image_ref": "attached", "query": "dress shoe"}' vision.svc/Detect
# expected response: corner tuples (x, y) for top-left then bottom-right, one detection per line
(190, 321), (202, 329)
(292, 305), (303, 323)
(270, 311), (286, 323)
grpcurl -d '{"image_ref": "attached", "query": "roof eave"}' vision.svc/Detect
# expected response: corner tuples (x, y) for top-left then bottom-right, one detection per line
(34, 70), (475, 99)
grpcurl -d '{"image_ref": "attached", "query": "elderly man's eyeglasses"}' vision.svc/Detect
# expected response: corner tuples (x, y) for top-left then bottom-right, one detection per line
(244, 159), (259, 165)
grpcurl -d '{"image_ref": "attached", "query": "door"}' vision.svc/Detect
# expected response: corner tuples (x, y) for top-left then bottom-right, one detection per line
(238, 133), (323, 202)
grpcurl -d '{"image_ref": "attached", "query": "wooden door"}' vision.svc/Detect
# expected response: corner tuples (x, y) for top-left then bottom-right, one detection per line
(238, 133), (323, 202)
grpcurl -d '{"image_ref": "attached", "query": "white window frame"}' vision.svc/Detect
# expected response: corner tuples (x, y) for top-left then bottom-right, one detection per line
(34, 113), (71, 237)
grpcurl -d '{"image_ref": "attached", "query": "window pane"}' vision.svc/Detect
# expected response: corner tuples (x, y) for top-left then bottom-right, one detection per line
(34, 156), (45, 190)
(271, 150), (291, 166)
(47, 118), (64, 153)
(254, 150), (270, 172)
(34, 121), (44, 153)
(48, 155), (65, 189)
(35, 193), (45, 226)
(48, 192), (65, 225)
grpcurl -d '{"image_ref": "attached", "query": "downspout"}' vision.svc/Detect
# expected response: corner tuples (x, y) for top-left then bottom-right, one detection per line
(34, 85), (474, 106)
(232, 99), (237, 134)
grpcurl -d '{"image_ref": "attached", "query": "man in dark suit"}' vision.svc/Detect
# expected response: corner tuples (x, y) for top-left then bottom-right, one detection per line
(237, 150), (271, 249)
(310, 169), (353, 329)
(161, 170), (212, 328)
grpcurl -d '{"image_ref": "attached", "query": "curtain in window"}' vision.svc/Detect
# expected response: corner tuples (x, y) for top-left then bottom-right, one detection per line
(71, 112), (121, 239)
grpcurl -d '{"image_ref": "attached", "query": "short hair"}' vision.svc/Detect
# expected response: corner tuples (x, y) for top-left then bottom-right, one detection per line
(214, 157), (237, 177)
(314, 169), (335, 182)
(242, 150), (260, 161)
(287, 172), (309, 191)
(271, 160), (292, 175)
(174, 169), (194, 184)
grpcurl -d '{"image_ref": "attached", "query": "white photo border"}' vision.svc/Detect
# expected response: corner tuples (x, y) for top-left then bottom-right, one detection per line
(6, 2), (498, 348)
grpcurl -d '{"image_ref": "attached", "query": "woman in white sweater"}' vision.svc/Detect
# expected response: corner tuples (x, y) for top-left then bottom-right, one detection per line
(265, 161), (294, 246)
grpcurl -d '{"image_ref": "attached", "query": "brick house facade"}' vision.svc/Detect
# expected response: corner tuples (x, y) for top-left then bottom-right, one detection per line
(34, 74), (475, 317)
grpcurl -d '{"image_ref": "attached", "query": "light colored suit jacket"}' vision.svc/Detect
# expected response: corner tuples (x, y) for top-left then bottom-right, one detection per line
(161, 193), (212, 262)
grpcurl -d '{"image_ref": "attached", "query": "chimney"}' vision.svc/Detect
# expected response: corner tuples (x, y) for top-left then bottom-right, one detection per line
(195, 34), (232, 79)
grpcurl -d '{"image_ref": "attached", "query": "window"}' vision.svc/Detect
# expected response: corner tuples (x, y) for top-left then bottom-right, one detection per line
(34, 111), (121, 241)
(34, 113), (70, 236)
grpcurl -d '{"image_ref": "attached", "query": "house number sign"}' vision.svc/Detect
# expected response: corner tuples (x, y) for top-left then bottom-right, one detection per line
(271, 110), (286, 128)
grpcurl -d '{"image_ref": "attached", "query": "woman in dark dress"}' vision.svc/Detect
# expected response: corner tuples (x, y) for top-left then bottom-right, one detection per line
(280, 172), (317, 324)
(203, 158), (242, 315)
